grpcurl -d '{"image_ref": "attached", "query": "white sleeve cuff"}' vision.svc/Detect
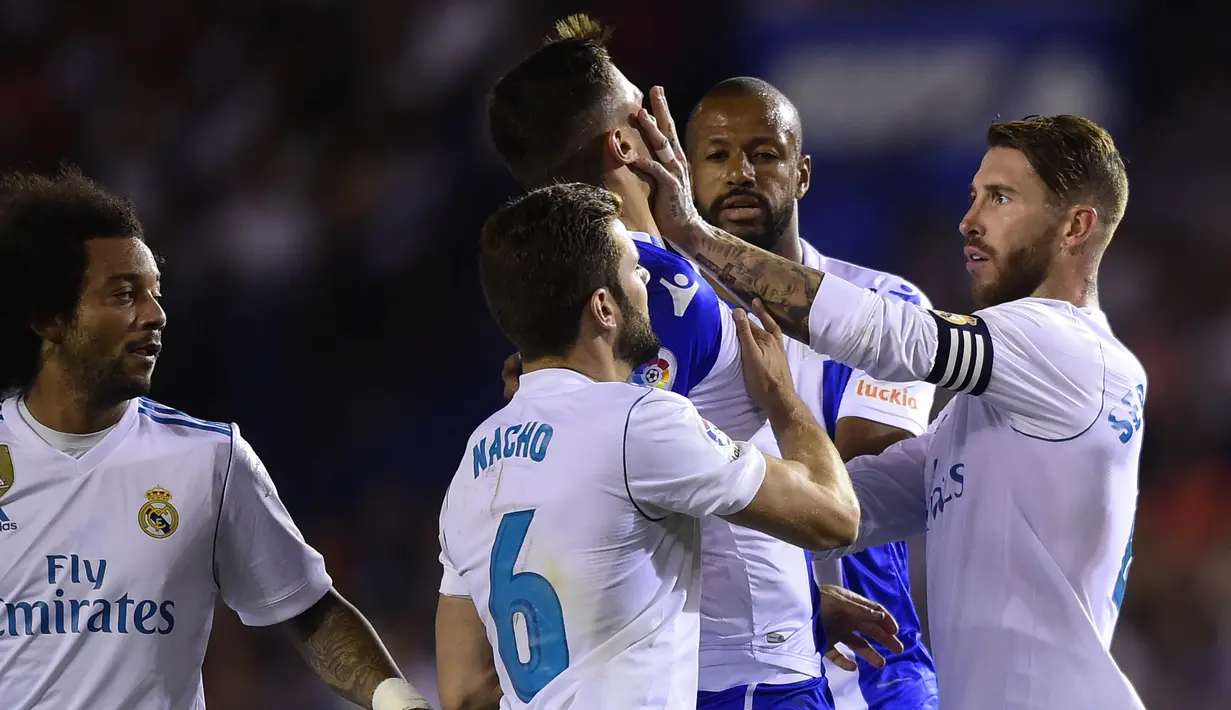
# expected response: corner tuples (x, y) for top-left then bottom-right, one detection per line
(234, 571), (333, 627)
(808, 275), (880, 362)
(711, 441), (768, 516)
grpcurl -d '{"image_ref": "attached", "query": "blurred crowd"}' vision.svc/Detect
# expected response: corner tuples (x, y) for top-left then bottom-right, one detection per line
(1, 0), (1227, 707)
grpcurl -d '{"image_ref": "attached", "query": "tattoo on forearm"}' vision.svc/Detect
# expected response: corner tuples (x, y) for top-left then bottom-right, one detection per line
(692, 231), (822, 342)
(289, 592), (400, 708)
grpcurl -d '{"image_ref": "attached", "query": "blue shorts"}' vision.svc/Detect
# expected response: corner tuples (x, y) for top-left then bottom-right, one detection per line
(697, 676), (833, 710)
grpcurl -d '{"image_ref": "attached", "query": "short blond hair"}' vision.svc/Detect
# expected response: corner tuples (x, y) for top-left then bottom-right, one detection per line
(552, 13), (612, 43)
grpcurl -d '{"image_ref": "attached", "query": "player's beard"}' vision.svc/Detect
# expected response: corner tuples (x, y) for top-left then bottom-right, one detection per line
(970, 226), (1058, 308)
(698, 190), (794, 253)
(612, 287), (662, 370)
(60, 325), (153, 408)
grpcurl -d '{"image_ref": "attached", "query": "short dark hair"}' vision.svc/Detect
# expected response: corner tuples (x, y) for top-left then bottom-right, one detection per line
(480, 183), (624, 360)
(687, 76), (803, 155)
(987, 115), (1129, 233)
(0, 167), (145, 396)
(488, 14), (622, 189)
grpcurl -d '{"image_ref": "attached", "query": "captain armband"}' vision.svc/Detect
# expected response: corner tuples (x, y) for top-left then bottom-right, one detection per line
(924, 311), (994, 395)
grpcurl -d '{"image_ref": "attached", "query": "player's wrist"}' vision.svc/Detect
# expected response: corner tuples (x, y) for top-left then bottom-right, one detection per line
(762, 386), (808, 428)
(371, 677), (431, 710)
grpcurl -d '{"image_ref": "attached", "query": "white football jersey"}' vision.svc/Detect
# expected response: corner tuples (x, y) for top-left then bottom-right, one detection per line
(808, 275), (1146, 709)
(699, 243), (935, 693)
(437, 368), (766, 709)
(0, 397), (333, 710)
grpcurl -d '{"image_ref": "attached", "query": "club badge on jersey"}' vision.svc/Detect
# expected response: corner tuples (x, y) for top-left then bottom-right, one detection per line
(138, 486), (180, 539)
(0, 445), (15, 532)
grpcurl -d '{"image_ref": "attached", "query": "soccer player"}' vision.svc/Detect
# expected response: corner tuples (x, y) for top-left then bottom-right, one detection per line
(487, 15), (763, 442)
(634, 89), (1147, 709)
(686, 77), (938, 710)
(489, 20), (906, 708)
(435, 182), (871, 709)
(0, 169), (428, 710)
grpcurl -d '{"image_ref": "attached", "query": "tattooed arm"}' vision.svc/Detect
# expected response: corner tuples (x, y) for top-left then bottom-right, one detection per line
(683, 221), (822, 342)
(281, 588), (394, 706)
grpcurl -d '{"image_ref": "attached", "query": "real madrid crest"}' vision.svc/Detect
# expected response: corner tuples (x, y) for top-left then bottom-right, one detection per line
(138, 486), (179, 539)
(0, 445), (13, 499)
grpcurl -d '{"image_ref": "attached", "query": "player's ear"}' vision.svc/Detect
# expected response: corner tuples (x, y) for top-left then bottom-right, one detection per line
(606, 126), (639, 167)
(31, 315), (65, 345)
(796, 154), (812, 200)
(1060, 204), (1098, 255)
(587, 287), (619, 334)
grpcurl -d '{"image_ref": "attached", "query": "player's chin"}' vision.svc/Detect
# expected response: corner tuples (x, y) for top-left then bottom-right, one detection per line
(717, 219), (763, 240)
(115, 369), (156, 399)
(969, 274), (998, 309)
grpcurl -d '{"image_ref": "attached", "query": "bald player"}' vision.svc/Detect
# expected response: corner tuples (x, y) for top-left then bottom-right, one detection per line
(686, 78), (939, 710)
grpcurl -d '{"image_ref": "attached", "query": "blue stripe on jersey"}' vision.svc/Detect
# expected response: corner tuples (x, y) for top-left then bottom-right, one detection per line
(138, 399), (231, 436)
(817, 363), (937, 708)
(1113, 522), (1134, 610)
(806, 549), (826, 656)
(633, 240), (724, 396)
(820, 361), (853, 434)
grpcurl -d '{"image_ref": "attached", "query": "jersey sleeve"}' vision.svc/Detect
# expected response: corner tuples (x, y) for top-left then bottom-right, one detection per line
(813, 430), (932, 560)
(834, 276), (936, 435)
(836, 371), (934, 436)
(437, 492), (470, 598)
(808, 275), (1104, 439)
(686, 299), (766, 441)
(630, 240), (725, 396)
(214, 428), (333, 627)
(631, 240), (765, 441)
(622, 389), (767, 520)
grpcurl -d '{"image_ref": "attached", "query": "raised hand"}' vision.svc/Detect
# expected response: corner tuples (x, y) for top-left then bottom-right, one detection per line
(629, 86), (705, 255)
(732, 299), (795, 414)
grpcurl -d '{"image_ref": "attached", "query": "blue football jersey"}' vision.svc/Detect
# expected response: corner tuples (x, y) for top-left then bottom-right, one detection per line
(628, 236), (724, 397)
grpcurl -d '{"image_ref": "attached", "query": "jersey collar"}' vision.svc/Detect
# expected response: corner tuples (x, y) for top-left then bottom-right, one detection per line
(2, 397), (140, 472)
(516, 368), (599, 397)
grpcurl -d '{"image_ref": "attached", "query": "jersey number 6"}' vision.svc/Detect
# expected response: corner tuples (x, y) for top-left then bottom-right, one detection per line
(490, 509), (570, 701)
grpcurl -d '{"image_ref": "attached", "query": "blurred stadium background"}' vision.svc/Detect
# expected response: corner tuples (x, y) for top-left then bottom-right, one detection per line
(2, 0), (1227, 707)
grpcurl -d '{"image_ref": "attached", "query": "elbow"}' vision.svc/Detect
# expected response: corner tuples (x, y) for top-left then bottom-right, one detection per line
(811, 501), (860, 551)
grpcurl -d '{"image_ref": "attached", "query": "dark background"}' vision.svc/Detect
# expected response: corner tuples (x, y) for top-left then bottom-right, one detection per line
(2, 0), (1227, 707)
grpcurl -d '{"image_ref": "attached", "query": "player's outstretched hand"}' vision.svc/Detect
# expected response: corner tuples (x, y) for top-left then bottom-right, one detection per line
(733, 299), (795, 412)
(818, 584), (904, 672)
(502, 352), (522, 401)
(629, 86), (705, 256)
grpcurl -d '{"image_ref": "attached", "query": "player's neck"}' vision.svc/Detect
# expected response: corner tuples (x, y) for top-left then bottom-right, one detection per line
(523, 349), (629, 385)
(605, 172), (659, 236)
(773, 230), (804, 264)
(23, 369), (129, 435)
(1032, 262), (1100, 310)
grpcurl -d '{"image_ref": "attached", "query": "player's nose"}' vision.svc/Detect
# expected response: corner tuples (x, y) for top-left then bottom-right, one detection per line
(725, 154), (755, 187)
(958, 206), (982, 240)
(141, 295), (167, 331)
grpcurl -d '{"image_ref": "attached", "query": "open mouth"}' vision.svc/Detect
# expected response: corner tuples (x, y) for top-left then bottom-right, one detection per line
(128, 342), (161, 362)
(964, 247), (990, 268)
(719, 195), (764, 222)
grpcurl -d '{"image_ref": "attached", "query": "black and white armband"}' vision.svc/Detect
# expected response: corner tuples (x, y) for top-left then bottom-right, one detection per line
(924, 310), (994, 395)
